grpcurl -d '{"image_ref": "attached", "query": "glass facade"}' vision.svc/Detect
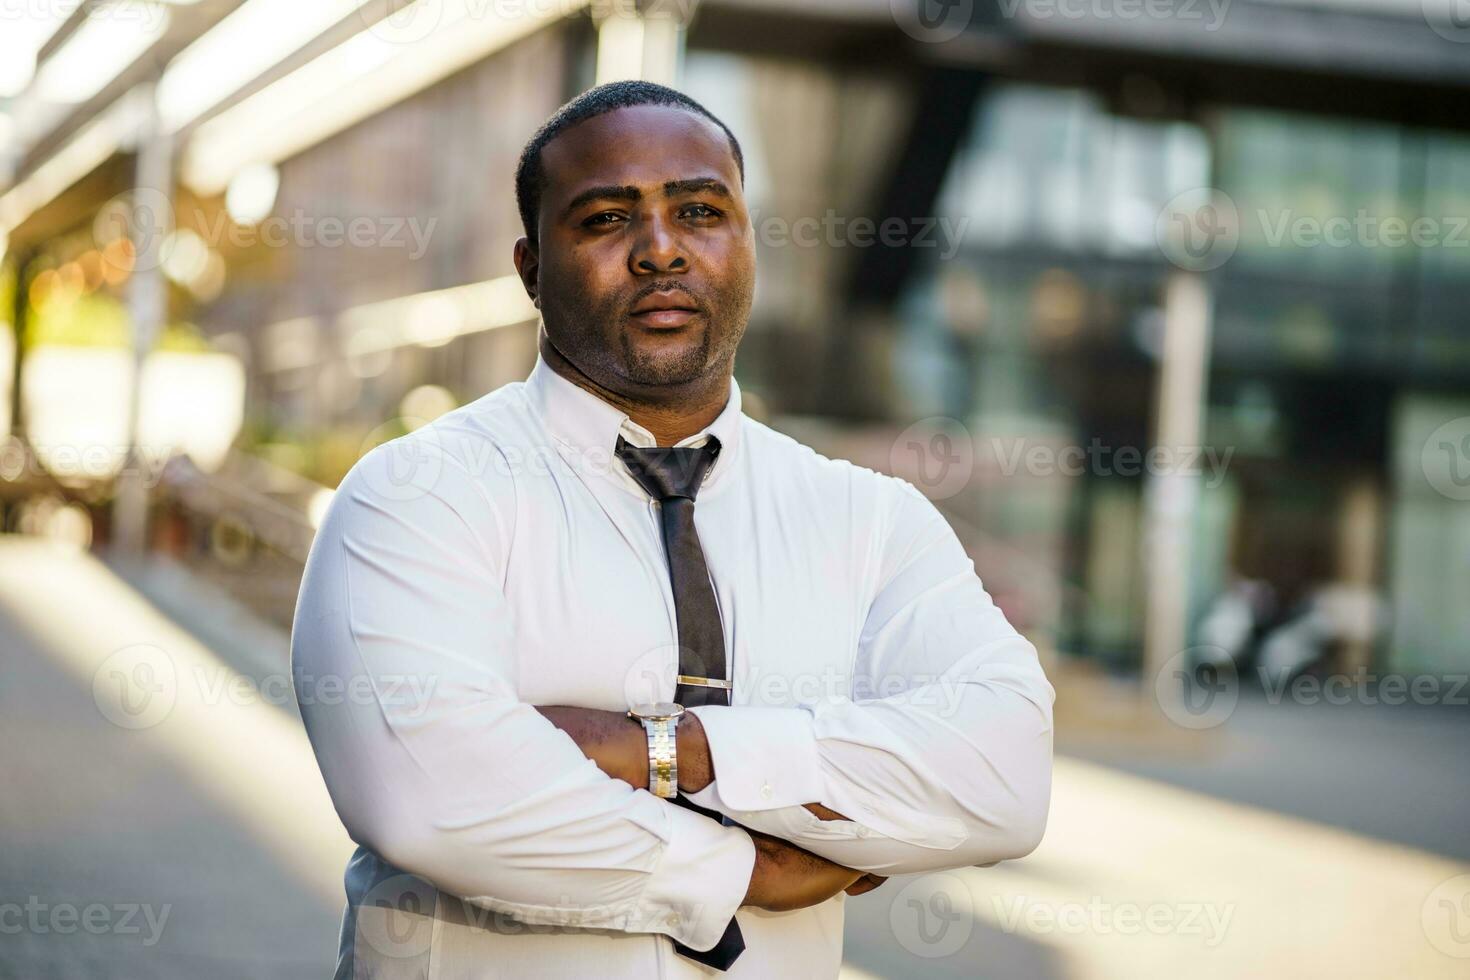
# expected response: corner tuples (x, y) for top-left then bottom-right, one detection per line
(877, 84), (1470, 673)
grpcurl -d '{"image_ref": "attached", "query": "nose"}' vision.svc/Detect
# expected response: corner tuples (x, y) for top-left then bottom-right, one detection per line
(629, 211), (688, 275)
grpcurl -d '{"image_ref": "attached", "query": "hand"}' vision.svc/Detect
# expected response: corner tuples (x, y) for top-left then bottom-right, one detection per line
(741, 831), (864, 912)
(844, 873), (888, 897)
(801, 804), (888, 894)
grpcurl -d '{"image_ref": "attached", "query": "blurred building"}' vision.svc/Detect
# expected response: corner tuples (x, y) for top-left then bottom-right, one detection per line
(2, 0), (1468, 678)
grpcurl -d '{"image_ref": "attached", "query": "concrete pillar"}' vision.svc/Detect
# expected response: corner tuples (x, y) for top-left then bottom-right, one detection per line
(112, 83), (174, 557)
(593, 0), (698, 86)
(1143, 270), (1213, 683)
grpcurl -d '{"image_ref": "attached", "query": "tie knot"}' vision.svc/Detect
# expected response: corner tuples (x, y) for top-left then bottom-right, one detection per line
(616, 435), (721, 501)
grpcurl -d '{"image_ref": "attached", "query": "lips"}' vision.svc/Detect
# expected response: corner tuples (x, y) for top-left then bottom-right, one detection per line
(629, 289), (702, 329)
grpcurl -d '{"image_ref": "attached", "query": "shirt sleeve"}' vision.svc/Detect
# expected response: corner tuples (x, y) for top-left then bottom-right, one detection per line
(291, 432), (754, 952)
(686, 475), (1054, 875)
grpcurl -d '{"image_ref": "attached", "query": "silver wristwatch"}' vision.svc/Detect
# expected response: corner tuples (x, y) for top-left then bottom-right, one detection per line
(626, 702), (685, 798)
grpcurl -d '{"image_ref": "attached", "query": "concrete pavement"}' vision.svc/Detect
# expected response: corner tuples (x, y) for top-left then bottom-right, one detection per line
(2, 537), (1467, 979)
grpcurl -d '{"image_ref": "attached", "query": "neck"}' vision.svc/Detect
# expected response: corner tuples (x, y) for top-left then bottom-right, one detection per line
(540, 334), (732, 447)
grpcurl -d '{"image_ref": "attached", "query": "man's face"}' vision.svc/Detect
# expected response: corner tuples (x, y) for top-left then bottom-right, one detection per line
(516, 104), (755, 398)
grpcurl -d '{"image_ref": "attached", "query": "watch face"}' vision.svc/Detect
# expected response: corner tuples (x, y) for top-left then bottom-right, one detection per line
(629, 702), (684, 720)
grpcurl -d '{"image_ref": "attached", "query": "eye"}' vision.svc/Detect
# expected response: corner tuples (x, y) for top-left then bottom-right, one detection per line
(583, 211), (626, 227)
(681, 203), (722, 220)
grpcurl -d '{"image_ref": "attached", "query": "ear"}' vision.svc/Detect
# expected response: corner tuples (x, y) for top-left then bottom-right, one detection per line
(513, 237), (540, 308)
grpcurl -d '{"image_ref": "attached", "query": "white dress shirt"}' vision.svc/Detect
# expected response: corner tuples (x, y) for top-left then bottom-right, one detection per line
(291, 353), (1055, 979)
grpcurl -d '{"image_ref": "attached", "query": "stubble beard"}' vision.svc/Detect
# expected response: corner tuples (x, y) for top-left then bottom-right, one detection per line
(617, 322), (718, 387)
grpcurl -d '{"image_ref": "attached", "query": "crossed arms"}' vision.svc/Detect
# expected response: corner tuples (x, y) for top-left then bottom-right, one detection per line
(291, 441), (1055, 952)
(533, 705), (890, 910)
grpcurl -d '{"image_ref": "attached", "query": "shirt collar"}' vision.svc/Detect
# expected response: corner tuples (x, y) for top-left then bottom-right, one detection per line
(524, 352), (744, 493)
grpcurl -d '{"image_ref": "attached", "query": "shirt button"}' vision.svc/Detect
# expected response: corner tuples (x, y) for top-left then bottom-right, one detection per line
(759, 783), (773, 801)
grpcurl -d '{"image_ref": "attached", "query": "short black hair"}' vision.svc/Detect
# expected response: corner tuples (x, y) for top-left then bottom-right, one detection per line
(515, 80), (745, 247)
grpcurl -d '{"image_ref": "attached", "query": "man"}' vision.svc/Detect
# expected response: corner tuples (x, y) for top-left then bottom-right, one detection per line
(291, 80), (1054, 979)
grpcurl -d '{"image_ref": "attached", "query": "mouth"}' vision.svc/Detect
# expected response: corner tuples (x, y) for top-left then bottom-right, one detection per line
(628, 290), (702, 329)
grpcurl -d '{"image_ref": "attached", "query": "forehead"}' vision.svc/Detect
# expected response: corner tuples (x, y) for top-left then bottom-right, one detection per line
(539, 104), (740, 200)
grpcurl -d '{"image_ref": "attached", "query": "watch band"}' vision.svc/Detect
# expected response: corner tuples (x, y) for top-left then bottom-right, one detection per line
(639, 716), (679, 798)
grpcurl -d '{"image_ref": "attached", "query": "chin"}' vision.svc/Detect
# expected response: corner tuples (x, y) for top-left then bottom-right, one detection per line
(618, 329), (713, 387)
(624, 356), (711, 388)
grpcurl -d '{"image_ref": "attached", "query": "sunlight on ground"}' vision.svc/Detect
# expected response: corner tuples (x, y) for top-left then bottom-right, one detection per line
(3, 539), (1466, 979)
(858, 755), (1469, 979)
(0, 537), (353, 907)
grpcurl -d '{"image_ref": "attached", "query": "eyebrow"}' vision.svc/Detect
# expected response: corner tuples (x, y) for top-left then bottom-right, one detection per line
(562, 177), (733, 218)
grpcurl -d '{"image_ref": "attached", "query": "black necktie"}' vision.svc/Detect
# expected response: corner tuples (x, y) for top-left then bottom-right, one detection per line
(616, 434), (745, 972)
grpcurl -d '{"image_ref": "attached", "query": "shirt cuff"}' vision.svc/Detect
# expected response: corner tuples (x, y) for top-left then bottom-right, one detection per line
(685, 705), (825, 813)
(639, 800), (755, 952)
